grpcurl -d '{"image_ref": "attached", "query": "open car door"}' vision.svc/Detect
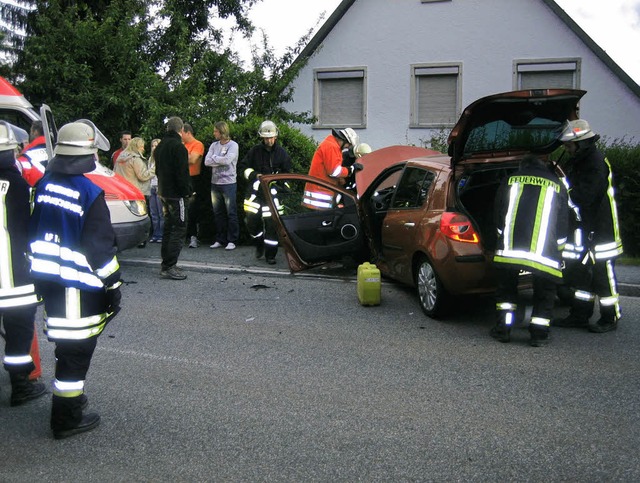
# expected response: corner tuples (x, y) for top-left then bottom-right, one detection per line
(258, 173), (366, 272)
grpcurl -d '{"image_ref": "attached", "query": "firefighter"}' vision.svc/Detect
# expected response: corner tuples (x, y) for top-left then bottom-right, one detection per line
(342, 142), (372, 190)
(0, 121), (47, 406)
(17, 120), (48, 187)
(29, 120), (122, 439)
(490, 154), (569, 347)
(238, 120), (292, 264)
(552, 119), (623, 333)
(303, 128), (363, 209)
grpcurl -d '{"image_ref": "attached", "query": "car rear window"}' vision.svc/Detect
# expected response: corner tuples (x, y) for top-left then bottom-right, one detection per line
(464, 117), (562, 155)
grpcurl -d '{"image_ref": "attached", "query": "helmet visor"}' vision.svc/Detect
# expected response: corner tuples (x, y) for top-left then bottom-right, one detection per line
(77, 119), (111, 151)
(0, 121), (29, 146)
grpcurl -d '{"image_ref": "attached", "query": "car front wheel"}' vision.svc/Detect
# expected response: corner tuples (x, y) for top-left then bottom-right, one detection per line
(415, 257), (450, 319)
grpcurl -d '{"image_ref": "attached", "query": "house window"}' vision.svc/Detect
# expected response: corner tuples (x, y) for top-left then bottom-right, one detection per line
(314, 68), (366, 128)
(410, 64), (461, 128)
(514, 59), (580, 89)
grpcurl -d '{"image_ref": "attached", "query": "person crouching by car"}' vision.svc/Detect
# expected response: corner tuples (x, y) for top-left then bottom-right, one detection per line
(490, 154), (569, 347)
(29, 120), (123, 439)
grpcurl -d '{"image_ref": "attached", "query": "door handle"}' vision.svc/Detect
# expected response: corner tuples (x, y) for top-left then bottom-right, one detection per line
(404, 222), (415, 227)
(322, 220), (332, 227)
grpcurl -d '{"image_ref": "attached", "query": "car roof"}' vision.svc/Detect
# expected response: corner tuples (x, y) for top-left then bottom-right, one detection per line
(355, 145), (441, 197)
(447, 88), (586, 165)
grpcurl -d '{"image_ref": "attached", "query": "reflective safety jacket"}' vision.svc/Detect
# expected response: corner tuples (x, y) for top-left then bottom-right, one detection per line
(17, 135), (48, 187)
(29, 172), (121, 340)
(0, 155), (39, 309)
(562, 145), (623, 262)
(304, 135), (350, 209)
(238, 142), (291, 217)
(29, 172), (120, 292)
(493, 160), (569, 280)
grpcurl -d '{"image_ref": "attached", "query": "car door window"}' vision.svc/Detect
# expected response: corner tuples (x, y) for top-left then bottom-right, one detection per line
(391, 167), (436, 209)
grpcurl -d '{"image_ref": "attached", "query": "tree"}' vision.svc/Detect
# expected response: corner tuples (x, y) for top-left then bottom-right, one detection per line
(2, 0), (316, 149)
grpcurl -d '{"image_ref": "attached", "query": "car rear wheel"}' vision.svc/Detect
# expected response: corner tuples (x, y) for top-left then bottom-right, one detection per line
(415, 257), (450, 319)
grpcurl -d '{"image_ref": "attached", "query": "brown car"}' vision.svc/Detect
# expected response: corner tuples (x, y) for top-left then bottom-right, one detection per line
(259, 89), (584, 317)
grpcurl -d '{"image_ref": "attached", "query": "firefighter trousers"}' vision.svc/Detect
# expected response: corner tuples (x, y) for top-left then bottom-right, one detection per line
(1, 304), (37, 375)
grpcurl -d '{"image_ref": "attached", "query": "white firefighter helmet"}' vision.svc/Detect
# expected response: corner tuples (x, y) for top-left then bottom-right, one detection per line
(559, 119), (596, 142)
(54, 119), (110, 156)
(353, 142), (372, 158)
(332, 127), (359, 146)
(0, 121), (28, 152)
(258, 120), (278, 138)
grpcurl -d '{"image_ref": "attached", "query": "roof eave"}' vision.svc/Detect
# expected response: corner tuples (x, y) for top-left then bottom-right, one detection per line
(294, 0), (357, 63)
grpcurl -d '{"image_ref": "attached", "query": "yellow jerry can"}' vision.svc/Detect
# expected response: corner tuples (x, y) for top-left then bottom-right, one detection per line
(357, 262), (381, 306)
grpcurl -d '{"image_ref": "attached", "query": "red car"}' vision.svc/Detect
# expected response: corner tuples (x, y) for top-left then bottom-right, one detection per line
(259, 89), (583, 318)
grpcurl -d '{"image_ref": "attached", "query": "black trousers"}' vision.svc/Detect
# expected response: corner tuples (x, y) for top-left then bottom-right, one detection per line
(186, 175), (206, 239)
(495, 268), (557, 329)
(245, 199), (278, 259)
(161, 197), (188, 270)
(35, 282), (107, 383)
(1, 304), (37, 375)
(569, 259), (620, 321)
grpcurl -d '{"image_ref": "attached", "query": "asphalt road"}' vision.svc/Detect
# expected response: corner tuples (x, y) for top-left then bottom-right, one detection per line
(1, 250), (639, 481)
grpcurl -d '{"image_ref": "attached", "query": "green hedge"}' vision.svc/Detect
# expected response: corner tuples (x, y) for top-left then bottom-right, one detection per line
(601, 139), (640, 257)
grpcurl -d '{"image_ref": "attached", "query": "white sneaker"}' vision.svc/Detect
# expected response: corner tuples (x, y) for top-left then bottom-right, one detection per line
(210, 242), (223, 249)
(188, 236), (199, 248)
(225, 242), (236, 250)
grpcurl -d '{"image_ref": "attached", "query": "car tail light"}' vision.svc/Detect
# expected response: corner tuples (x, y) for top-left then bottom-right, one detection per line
(440, 212), (480, 243)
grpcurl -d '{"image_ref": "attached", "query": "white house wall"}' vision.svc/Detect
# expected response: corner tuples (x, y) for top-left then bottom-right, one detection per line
(285, 0), (640, 148)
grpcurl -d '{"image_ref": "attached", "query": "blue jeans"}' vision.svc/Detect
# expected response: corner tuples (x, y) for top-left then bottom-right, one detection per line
(149, 186), (164, 240)
(211, 183), (239, 244)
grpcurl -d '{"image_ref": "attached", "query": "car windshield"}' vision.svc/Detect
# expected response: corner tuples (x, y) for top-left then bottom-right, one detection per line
(464, 116), (563, 155)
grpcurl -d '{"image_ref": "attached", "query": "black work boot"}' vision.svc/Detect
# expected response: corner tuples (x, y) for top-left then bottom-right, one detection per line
(490, 324), (511, 343)
(255, 240), (265, 259)
(529, 328), (550, 347)
(589, 317), (619, 333)
(10, 373), (47, 407)
(51, 395), (100, 440)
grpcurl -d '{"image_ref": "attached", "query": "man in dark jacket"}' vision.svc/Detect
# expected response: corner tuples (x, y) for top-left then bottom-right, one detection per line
(553, 119), (623, 333)
(237, 120), (292, 264)
(491, 154), (569, 347)
(29, 120), (122, 439)
(155, 116), (192, 280)
(0, 121), (47, 407)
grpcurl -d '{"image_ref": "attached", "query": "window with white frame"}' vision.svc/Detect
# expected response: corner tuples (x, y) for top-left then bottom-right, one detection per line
(411, 64), (461, 127)
(314, 68), (366, 128)
(514, 59), (581, 90)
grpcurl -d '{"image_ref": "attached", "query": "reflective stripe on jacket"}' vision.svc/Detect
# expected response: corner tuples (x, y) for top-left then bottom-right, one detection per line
(29, 173), (119, 292)
(493, 162), (569, 280)
(0, 165), (39, 309)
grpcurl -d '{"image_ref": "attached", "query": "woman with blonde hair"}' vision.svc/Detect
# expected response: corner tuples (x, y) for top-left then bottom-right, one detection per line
(204, 121), (240, 250)
(114, 137), (155, 194)
(114, 136), (155, 247)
